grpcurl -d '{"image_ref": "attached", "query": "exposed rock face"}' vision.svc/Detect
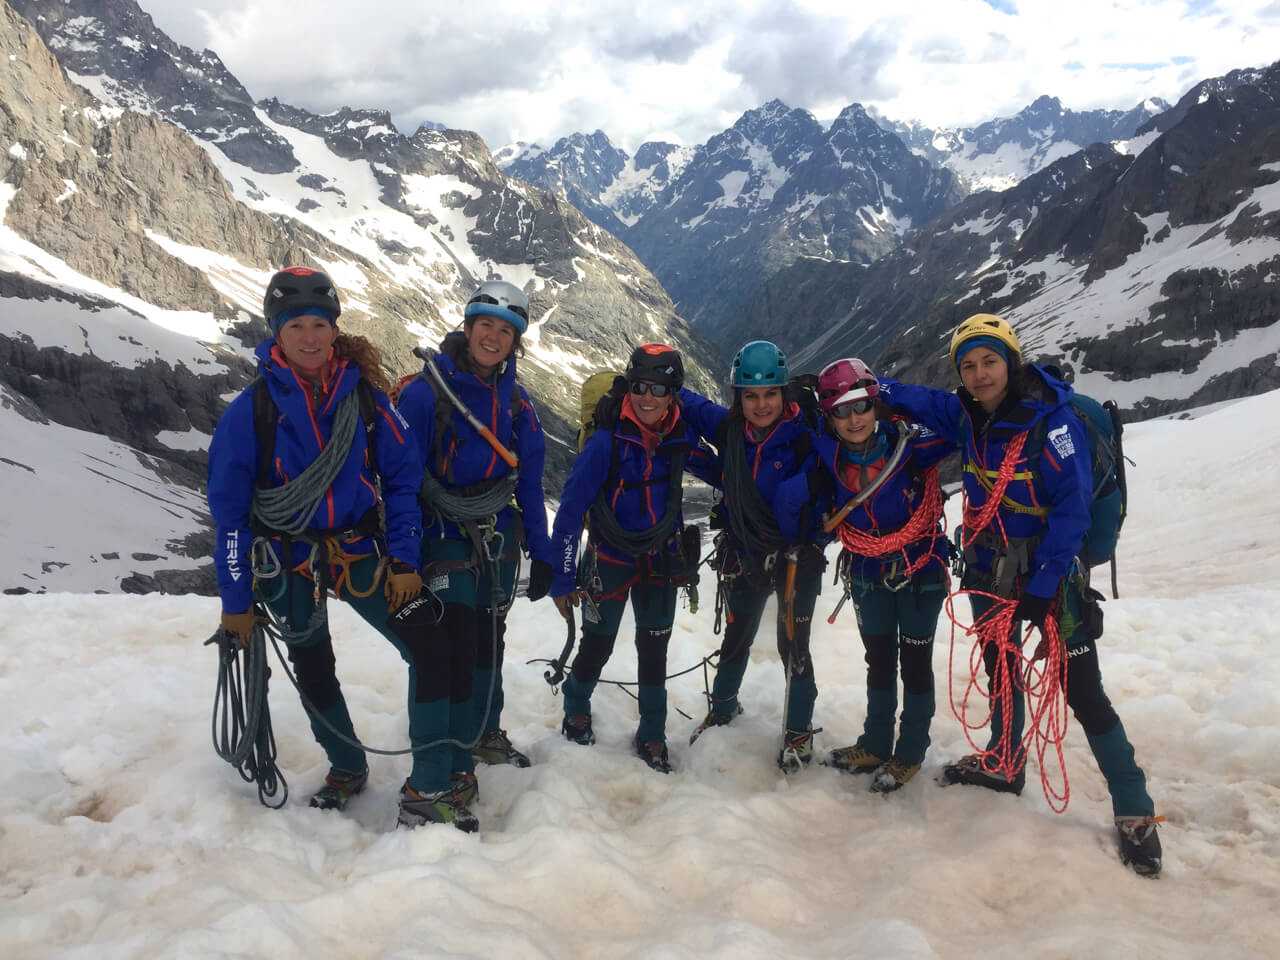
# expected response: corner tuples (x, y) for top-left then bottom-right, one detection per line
(10, 0), (301, 173)
(501, 131), (633, 236)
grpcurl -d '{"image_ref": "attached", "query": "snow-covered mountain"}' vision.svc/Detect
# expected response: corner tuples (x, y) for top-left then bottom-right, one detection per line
(547, 100), (959, 335)
(769, 61), (1280, 419)
(498, 96), (1181, 343)
(500, 133), (695, 237)
(1, 0), (721, 595)
(878, 95), (1171, 193)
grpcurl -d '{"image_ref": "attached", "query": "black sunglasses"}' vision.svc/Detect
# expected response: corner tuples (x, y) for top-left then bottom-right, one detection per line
(830, 398), (875, 419)
(629, 381), (672, 397)
(468, 293), (530, 321)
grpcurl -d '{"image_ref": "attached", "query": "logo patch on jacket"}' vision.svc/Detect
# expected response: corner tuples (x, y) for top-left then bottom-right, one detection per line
(1048, 424), (1075, 458)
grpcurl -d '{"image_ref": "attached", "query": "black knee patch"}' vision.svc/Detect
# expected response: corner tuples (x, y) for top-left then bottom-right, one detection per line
(862, 633), (897, 690)
(638, 626), (672, 686)
(899, 633), (935, 694)
(1063, 641), (1119, 736)
(288, 637), (342, 711)
(400, 603), (474, 703)
(571, 629), (617, 684)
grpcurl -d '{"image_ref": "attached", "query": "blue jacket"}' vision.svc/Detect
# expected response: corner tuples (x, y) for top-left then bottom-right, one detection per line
(549, 398), (717, 597)
(396, 333), (554, 566)
(678, 388), (823, 549)
(775, 421), (953, 582)
(877, 365), (1091, 599)
(207, 341), (423, 613)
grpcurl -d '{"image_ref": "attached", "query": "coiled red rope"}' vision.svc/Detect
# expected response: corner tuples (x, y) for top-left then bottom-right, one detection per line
(835, 466), (947, 580)
(944, 431), (1073, 812)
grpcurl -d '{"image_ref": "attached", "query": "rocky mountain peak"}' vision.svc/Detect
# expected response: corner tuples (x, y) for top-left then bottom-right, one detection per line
(728, 99), (822, 155)
(11, 0), (303, 174)
(634, 140), (680, 169)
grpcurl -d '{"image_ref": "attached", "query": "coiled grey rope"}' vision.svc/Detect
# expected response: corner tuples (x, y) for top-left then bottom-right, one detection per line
(250, 389), (361, 535)
(721, 411), (788, 555)
(588, 447), (687, 557)
(420, 470), (519, 524)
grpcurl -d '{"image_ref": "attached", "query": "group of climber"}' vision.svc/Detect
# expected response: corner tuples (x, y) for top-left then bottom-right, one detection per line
(206, 268), (1161, 875)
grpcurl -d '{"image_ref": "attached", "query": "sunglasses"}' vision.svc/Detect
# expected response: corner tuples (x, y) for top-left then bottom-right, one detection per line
(829, 398), (875, 419)
(629, 381), (672, 397)
(468, 293), (529, 321)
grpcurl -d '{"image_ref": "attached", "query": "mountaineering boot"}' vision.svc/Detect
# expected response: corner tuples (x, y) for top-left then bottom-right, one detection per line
(562, 714), (596, 745)
(1116, 816), (1163, 877)
(634, 734), (673, 774)
(397, 782), (479, 833)
(473, 728), (531, 767)
(689, 704), (744, 744)
(778, 726), (814, 773)
(825, 743), (883, 775)
(870, 757), (921, 795)
(308, 766), (369, 811)
(937, 754), (1025, 795)
(451, 772), (479, 808)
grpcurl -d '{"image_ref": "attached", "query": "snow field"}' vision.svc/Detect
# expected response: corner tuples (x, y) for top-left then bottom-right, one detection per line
(2, 392), (1279, 958)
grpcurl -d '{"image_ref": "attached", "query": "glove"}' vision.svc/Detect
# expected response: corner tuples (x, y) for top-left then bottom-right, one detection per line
(1013, 592), (1052, 631)
(384, 560), (424, 611)
(221, 607), (263, 647)
(553, 592), (579, 621)
(527, 560), (554, 602)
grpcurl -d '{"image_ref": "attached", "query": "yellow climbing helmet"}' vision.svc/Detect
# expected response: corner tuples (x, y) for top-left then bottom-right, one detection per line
(949, 313), (1022, 370)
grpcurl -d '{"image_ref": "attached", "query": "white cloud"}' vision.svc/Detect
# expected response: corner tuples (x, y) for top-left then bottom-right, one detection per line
(142, 0), (1280, 152)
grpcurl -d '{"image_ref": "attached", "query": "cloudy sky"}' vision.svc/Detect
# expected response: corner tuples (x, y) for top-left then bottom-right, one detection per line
(144, 0), (1280, 153)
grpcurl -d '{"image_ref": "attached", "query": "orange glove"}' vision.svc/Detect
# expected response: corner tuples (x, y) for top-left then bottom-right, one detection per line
(384, 561), (424, 611)
(221, 608), (263, 647)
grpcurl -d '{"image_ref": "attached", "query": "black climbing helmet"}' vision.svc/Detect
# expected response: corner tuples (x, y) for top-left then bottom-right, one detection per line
(626, 343), (684, 391)
(263, 266), (342, 323)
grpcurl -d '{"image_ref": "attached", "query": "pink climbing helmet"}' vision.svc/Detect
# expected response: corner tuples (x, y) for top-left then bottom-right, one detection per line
(817, 358), (878, 413)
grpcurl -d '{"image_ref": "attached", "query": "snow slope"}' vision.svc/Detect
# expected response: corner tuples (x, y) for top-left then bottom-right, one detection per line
(1, 391), (1278, 958)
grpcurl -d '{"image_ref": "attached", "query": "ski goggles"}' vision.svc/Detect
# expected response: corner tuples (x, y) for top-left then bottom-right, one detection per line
(829, 397), (875, 419)
(629, 381), (672, 397)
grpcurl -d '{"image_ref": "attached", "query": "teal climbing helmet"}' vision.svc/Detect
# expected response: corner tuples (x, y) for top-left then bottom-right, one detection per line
(729, 340), (789, 388)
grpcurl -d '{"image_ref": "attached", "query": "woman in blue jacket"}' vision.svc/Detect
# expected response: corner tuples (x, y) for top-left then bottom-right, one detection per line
(775, 358), (954, 793)
(548, 344), (716, 773)
(877, 313), (1161, 875)
(396, 281), (558, 823)
(679, 341), (825, 772)
(207, 267), (431, 823)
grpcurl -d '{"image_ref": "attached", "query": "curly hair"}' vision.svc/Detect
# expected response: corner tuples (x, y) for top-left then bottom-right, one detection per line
(334, 333), (391, 394)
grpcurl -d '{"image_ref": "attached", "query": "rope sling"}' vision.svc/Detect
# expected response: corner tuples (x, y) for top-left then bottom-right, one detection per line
(250, 389), (361, 536)
(587, 446), (688, 558)
(720, 413), (788, 555)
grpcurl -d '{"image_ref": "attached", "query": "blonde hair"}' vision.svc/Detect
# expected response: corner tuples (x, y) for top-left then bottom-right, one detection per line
(334, 333), (391, 394)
